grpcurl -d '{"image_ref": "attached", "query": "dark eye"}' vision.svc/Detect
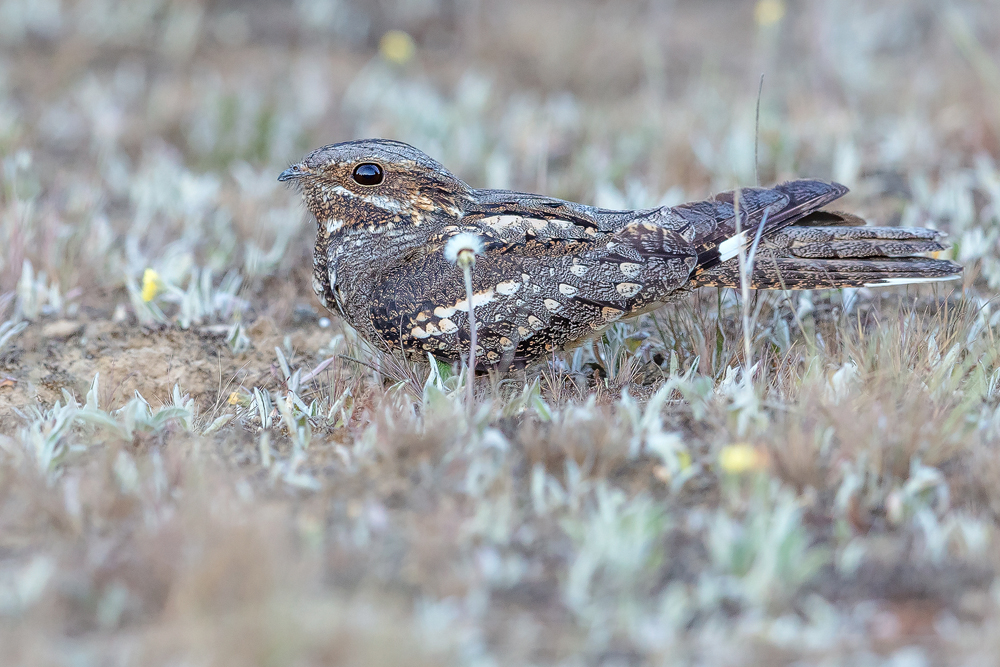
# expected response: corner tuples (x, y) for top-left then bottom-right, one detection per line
(352, 163), (384, 186)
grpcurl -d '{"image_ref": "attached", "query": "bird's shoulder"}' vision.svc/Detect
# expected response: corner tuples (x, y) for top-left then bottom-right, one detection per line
(383, 189), (698, 267)
(463, 188), (637, 238)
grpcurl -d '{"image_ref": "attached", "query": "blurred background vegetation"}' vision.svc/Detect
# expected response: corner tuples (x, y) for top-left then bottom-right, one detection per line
(1, 0), (998, 318)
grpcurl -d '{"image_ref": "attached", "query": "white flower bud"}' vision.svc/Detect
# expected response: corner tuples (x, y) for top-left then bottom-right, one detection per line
(444, 232), (484, 265)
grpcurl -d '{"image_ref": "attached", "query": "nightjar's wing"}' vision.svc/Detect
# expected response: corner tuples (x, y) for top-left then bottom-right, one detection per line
(468, 189), (629, 236)
(663, 180), (850, 274)
(364, 191), (697, 367)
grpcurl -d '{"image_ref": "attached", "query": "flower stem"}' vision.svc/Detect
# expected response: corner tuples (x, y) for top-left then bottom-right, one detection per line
(461, 258), (477, 418)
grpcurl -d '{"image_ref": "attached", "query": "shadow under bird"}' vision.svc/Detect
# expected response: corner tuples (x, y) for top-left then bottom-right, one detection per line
(280, 139), (962, 369)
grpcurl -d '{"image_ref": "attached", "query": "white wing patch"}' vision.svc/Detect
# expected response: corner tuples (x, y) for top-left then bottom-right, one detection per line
(619, 262), (641, 277)
(718, 230), (749, 262)
(615, 282), (642, 297)
(432, 289), (495, 319)
(496, 280), (521, 295)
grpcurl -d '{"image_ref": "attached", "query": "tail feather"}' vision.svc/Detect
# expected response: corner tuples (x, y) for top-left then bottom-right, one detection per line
(690, 256), (962, 290)
(682, 180), (963, 291)
(689, 225), (962, 290)
(768, 225), (947, 259)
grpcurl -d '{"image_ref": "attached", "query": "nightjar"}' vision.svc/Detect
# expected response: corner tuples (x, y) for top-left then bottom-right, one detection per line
(280, 139), (961, 369)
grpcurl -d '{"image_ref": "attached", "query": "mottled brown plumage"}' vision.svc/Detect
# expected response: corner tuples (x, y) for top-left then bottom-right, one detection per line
(280, 139), (962, 369)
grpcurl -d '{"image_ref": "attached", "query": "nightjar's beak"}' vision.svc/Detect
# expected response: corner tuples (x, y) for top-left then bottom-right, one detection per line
(278, 163), (310, 182)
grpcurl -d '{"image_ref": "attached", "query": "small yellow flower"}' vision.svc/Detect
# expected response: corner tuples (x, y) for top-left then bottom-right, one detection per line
(379, 30), (415, 66)
(677, 450), (692, 470)
(719, 443), (765, 474)
(141, 268), (161, 302)
(754, 0), (786, 27)
(227, 391), (240, 405)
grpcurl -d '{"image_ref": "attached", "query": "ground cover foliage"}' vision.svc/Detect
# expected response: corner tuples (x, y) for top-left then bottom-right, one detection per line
(1, 0), (1000, 664)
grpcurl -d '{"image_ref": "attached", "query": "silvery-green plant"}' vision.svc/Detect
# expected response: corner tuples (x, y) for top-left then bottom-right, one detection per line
(74, 374), (196, 441)
(15, 259), (66, 320)
(0, 554), (56, 618)
(225, 320), (250, 353)
(706, 482), (828, 609)
(0, 317), (27, 352)
(16, 374), (197, 476)
(276, 389), (313, 453)
(715, 362), (767, 436)
(127, 266), (246, 327)
(18, 396), (79, 475)
(500, 378), (552, 421)
(913, 509), (992, 565)
(562, 484), (670, 646)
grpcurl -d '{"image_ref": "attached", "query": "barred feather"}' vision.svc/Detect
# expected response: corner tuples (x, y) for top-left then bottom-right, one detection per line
(690, 222), (962, 290)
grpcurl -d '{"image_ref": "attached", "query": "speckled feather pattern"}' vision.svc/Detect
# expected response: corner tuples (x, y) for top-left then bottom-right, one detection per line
(282, 139), (962, 369)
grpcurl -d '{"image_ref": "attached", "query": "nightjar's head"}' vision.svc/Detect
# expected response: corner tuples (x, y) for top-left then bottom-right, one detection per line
(279, 139), (472, 234)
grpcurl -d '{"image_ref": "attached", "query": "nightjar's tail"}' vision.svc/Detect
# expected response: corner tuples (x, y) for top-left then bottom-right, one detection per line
(686, 180), (962, 290)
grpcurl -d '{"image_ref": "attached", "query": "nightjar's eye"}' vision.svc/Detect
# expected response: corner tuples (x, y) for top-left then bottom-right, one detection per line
(352, 163), (384, 186)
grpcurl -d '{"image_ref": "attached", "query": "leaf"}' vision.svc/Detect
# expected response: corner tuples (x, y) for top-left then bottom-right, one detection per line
(202, 413), (234, 435)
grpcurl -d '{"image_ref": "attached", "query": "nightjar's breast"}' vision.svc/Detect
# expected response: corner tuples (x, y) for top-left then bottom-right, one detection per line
(317, 219), (442, 337)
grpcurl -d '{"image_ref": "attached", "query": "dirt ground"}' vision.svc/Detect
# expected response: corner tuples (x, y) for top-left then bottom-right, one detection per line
(0, 317), (337, 430)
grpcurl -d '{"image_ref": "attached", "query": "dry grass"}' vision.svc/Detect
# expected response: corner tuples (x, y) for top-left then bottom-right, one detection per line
(2, 0), (1000, 664)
